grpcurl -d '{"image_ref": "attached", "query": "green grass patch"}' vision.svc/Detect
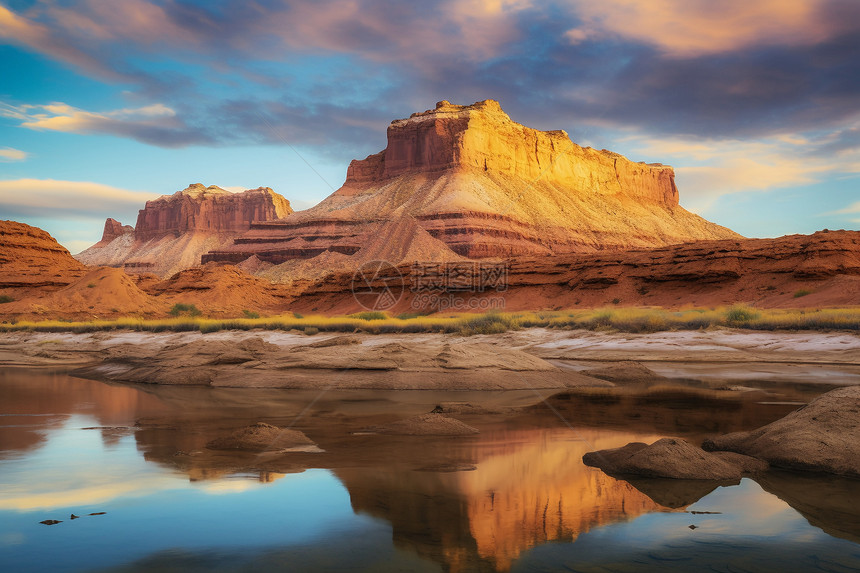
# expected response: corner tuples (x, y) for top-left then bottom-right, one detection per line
(349, 311), (388, 321)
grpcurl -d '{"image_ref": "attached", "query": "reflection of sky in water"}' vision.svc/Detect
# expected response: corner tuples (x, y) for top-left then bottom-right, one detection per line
(513, 479), (860, 572)
(0, 415), (395, 572)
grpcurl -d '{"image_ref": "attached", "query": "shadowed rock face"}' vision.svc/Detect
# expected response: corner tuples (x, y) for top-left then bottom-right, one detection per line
(204, 99), (739, 265)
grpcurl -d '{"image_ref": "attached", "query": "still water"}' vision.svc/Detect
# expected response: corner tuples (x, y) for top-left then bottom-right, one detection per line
(1, 368), (859, 572)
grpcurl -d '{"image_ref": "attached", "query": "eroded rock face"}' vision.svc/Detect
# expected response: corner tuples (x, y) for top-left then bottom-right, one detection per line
(75, 184), (292, 277)
(205, 100), (739, 265)
(99, 218), (134, 245)
(0, 220), (87, 289)
(134, 184), (292, 241)
(348, 100), (678, 205)
(288, 229), (860, 313)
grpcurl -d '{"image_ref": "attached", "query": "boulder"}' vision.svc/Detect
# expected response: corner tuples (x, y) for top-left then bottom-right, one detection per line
(583, 437), (767, 480)
(703, 385), (860, 476)
(206, 422), (316, 451)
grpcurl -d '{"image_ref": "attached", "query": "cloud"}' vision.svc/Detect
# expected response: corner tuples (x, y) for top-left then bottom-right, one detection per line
(1, 0), (533, 75)
(622, 134), (856, 212)
(564, 0), (853, 58)
(0, 147), (28, 161)
(831, 201), (860, 215)
(0, 4), (142, 82)
(2, 0), (859, 166)
(0, 178), (159, 219)
(0, 101), (212, 147)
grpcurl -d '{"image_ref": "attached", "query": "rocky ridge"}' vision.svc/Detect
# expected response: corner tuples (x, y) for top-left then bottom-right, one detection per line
(284, 229), (860, 313)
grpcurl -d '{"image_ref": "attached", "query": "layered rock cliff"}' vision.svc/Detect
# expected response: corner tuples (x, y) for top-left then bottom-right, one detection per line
(0, 220), (88, 290)
(76, 184), (292, 277)
(205, 100), (739, 267)
(134, 184), (292, 241)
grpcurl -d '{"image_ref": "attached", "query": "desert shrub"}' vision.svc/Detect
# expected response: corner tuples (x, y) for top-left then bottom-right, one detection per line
(350, 311), (387, 321)
(86, 283), (96, 288)
(0, 295), (13, 303)
(303, 326), (319, 335)
(292, 312), (304, 319)
(584, 310), (614, 329)
(794, 289), (813, 298)
(725, 305), (760, 324)
(457, 312), (519, 335)
(611, 298), (621, 305)
(169, 303), (201, 317)
(242, 309), (261, 319)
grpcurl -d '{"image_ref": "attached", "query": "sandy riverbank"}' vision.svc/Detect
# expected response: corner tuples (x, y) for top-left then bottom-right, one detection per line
(1, 327), (858, 390)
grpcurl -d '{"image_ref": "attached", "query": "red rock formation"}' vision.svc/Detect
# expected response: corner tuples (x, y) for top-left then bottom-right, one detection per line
(134, 184), (292, 241)
(76, 184), (292, 277)
(205, 100), (738, 266)
(99, 218), (134, 245)
(286, 230), (860, 313)
(0, 220), (87, 290)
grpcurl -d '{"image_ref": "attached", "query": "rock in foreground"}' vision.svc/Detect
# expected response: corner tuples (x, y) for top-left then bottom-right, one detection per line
(207, 422), (316, 451)
(583, 437), (767, 480)
(703, 386), (860, 476)
(368, 413), (479, 436)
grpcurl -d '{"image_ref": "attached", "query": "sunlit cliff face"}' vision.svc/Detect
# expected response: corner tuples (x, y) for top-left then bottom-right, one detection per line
(337, 427), (674, 572)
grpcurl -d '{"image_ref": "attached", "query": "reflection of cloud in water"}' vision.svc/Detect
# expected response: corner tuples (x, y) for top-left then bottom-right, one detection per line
(0, 415), (183, 511)
(194, 478), (284, 495)
(0, 414), (288, 512)
(687, 479), (800, 537)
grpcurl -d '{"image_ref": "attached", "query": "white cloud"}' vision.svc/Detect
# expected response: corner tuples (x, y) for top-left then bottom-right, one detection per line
(621, 130), (860, 213)
(832, 201), (860, 214)
(0, 178), (159, 218)
(565, 0), (843, 58)
(0, 147), (28, 162)
(0, 101), (207, 147)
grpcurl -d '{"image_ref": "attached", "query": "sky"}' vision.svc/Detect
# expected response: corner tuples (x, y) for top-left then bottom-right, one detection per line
(1, 0), (859, 253)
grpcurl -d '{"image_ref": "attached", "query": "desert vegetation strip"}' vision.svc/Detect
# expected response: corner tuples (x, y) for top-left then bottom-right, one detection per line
(2, 306), (860, 334)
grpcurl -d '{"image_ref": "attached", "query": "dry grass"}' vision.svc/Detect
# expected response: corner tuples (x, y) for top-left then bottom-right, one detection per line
(1, 306), (859, 334)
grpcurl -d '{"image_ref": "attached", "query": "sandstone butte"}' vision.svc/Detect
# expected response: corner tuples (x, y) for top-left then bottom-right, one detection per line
(75, 184), (292, 277)
(202, 99), (740, 270)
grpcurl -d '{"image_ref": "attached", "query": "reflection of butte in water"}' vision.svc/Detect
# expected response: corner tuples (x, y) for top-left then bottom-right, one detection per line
(336, 428), (674, 572)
